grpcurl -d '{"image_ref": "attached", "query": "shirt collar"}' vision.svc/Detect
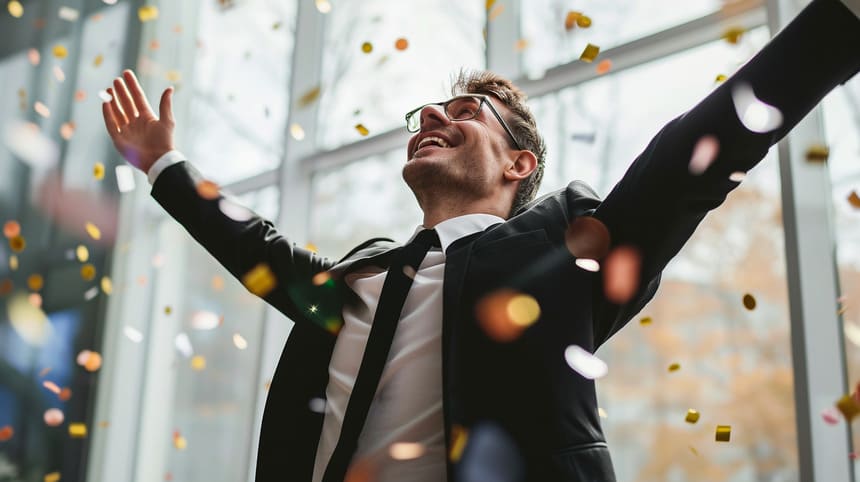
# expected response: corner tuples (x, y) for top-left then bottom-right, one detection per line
(407, 213), (505, 254)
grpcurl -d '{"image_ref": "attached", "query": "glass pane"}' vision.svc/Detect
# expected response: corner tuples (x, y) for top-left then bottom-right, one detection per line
(182, 0), (297, 183)
(317, 0), (485, 150)
(520, 0), (723, 78)
(529, 27), (798, 480)
(823, 76), (860, 479)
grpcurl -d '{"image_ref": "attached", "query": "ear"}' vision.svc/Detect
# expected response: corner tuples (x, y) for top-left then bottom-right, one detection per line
(503, 150), (538, 182)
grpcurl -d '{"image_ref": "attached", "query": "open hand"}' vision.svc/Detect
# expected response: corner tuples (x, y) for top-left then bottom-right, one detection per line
(101, 69), (175, 174)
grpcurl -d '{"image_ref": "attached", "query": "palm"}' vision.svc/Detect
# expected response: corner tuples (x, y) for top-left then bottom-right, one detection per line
(101, 70), (175, 173)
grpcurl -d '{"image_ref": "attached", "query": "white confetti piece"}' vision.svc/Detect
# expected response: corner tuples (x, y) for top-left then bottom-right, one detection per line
(97, 90), (112, 102)
(4, 122), (59, 169)
(115, 165), (136, 192)
(58, 6), (80, 21)
(123, 326), (143, 343)
(688, 135), (720, 175)
(175, 332), (193, 358)
(732, 83), (783, 134)
(191, 310), (219, 330)
(564, 344), (608, 379)
(218, 198), (253, 221)
(84, 286), (99, 300)
(308, 397), (327, 413)
(233, 333), (248, 349)
(575, 258), (600, 272)
(53, 65), (65, 82)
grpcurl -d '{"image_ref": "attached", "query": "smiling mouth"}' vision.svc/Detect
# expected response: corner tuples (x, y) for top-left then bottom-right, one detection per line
(412, 136), (452, 158)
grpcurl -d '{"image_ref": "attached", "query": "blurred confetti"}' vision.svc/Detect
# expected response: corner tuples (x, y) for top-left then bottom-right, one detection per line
(84, 286), (99, 300)
(565, 216), (610, 260)
(69, 423), (87, 438)
(52, 45), (67, 59)
(101, 277), (112, 294)
(603, 246), (641, 303)
(821, 407), (840, 425)
(115, 165), (136, 192)
(729, 171), (746, 182)
(298, 85), (321, 108)
(564, 345), (608, 379)
(805, 144), (829, 163)
(233, 333), (248, 349)
(85, 222), (101, 240)
(196, 180), (220, 200)
(715, 74), (727, 82)
(722, 26), (745, 44)
(242, 263), (277, 297)
(77, 350), (102, 372)
(668, 362), (681, 372)
(575, 258), (600, 272)
(124, 326), (143, 343)
(138, 5), (158, 22)
(211, 275), (225, 291)
(836, 394), (860, 422)
(596, 59), (612, 75)
(9, 235), (25, 252)
(355, 123), (370, 136)
(361, 42), (373, 53)
(742, 293), (756, 310)
(76, 245), (89, 262)
(60, 121), (75, 140)
(27, 274), (43, 291)
(44, 408), (64, 426)
(218, 198), (253, 221)
(0, 425), (13, 441)
(639, 316), (652, 326)
(93, 162), (105, 180)
(9, 292), (52, 345)
(53, 66), (65, 82)
(8, 0), (23, 17)
(564, 11), (581, 31)
(576, 15), (592, 28)
(175, 332), (193, 358)
(308, 397), (327, 413)
(190, 355), (206, 371)
(715, 425), (731, 442)
(43, 380), (61, 395)
(732, 83), (783, 133)
(488, 3), (504, 21)
(290, 123), (306, 140)
(4, 121), (59, 168)
(80, 264), (96, 281)
(685, 409), (700, 424)
(580, 44), (600, 63)
(28, 48), (39, 65)
(190, 310), (219, 330)
(58, 6), (78, 21)
(94, 54), (104, 67)
(394, 38), (409, 51)
(3, 221), (21, 238)
(34, 101), (50, 118)
(476, 289), (540, 342)
(389, 442), (425, 460)
(315, 0), (331, 14)
(449, 425), (468, 462)
(689, 135), (720, 175)
(846, 190), (860, 209)
(44, 472), (60, 482)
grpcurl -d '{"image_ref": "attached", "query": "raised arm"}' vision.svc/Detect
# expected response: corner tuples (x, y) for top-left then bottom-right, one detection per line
(590, 0), (860, 344)
(101, 70), (340, 328)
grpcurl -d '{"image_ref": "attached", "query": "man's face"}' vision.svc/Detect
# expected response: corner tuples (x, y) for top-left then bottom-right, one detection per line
(402, 95), (520, 202)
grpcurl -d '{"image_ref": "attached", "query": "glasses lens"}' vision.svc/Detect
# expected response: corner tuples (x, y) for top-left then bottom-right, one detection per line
(446, 96), (482, 121)
(406, 110), (421, 132)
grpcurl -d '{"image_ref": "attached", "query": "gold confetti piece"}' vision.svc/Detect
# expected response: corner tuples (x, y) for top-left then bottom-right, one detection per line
(514, 38), (529, 52)
(8, 0), (23, 17)
(93, 54), (103, 67)
(164, 305), (172, 314)
(565, 216), (610, 260)
(576, 15), (592, 28)
(715, 425), (731, 442)
(507, 294), (541, 327)
(9, 255), (18, 270)
(76, 245), (89, 262)
(485, 0), (496, 10)
(668, 362), (681, 372)
(93, 162), (105, 180)
(639, 316), (652, 326)
(27, 274), (43, 291)
(355, 123), (369, 136)
(394, 38), (409, 51)
(685, 409), (700, 423)
(476, 289), (539, 342)
(78, 351), (102, 372)
(290, 123), (305, 140)
(389, 442), (425, 460)
(297, 86), (321, 108)
(361, 42), (373, 53)
(579, 43), (600, 63)
(0, 279), (12, 296)
(722, 26), (744, 44)
(190, 355), (206, 371)
(271, 21), (281, 30)
(34, 101), (51, 118)
(43, 380), (61, 395)
(44, 408), (64, 426)
(173, 433), (187, 450)
(449, 425), (468, 462)
(60, 122), (75, 140)
(689, 446), (699, 456)
(211, 275), (224, 291)
(38, 367), (51, 377)
(742, 293), (756, 310)
(4, 220), (20, 238)
(242, 264), (277, 297)
(100, 277), (112, 294)
(10, 235), (26, 252)
(80, 264), (96, 281)
(596, 59), (612, 75)
(166, 70), (181, 82)
(98, 420), (109, 428)
(315, 0), (331, 14)
(836, 394), (860, 422)
(196, 180), (220, 200)
(0, 425), (13, 441)
(68, 423), (87, 438)
(849, 191), (860, 209)
(52, 44), (67, 58)
(44, 472), (60, 482)
(85, 222), (101, 240)
(805, 144), (829, 163)
(305, 243), (318, 253)
(715, 74), (727, 82)
(312, 271), (332, 286)
(564, 11), (581, 30)
(138, 5), (158, 22)
(488, 3), (504, 21)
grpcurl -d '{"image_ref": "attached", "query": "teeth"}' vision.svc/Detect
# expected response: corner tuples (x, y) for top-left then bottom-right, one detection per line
(417, 136), (449, 149)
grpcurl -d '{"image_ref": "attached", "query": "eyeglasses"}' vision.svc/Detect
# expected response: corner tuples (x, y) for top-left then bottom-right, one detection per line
(405, 94), (523, 150)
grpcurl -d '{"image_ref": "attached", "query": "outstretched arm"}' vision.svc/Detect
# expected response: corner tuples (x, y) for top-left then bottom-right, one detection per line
(101, 71), (339, 328)
(590, 0), (860, 345)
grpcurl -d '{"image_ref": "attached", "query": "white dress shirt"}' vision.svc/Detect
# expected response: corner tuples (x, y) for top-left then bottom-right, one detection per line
(147, 152), (504, 482)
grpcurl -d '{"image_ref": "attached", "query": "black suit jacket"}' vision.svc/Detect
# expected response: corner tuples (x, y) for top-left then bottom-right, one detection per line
(151, 1), (860, 480)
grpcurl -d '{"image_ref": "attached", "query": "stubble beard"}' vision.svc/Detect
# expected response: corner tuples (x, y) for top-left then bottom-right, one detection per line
(402, 155), (491, 212)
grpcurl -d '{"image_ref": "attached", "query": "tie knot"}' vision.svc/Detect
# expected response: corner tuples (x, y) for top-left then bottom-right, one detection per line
(411, 229), (440, 250)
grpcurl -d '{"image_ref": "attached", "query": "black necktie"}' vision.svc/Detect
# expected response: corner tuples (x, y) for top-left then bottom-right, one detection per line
(322, 229), (440, 482)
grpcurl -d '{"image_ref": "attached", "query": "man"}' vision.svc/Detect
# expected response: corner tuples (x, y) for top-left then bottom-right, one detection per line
(102, 0), (860, 480)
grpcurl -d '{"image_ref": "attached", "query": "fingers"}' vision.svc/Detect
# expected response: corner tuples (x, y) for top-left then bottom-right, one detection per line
(107, 88), (128, 126)
(101, 101), (120, 138)
(113, 77), (139, 119)
(122, 70), (155, 118)
(159, 87), (175, 124)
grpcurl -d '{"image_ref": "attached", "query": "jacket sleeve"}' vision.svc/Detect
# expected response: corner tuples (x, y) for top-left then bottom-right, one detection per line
(150, 161), (340, 329)
(590, 0), (860, 346)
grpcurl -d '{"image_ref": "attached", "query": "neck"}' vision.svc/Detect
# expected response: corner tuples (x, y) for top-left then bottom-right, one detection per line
(420, 198), (508, 228)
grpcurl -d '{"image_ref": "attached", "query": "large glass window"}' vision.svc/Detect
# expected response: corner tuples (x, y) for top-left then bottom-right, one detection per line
(316, 0), (485, 149)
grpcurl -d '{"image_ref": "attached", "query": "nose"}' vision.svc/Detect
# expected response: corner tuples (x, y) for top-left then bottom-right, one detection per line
(418, 104), (449, 131)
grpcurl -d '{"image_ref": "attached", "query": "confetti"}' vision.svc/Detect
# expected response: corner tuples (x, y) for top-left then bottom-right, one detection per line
(485, 0), (496, 10)
(77, 350), (102, 372)
(80, 264), (96, 281)
(355, 124), (369, 136)
(52, 44), (68, 59)
(43, 380), (61, 395)
(28, 274), (44, 291)
(639, 316), (652, 325)
(597, 407), (608, 418)
(8, 1), (23, 18)
(100, 277), (113, 294)
(84, 286), (99, 300)
(53, 65), (65, 82)
(69, 423), (87, 438)
(9, 235), (25, 252)
(60, 122), (75, 140)
(175, 332), (193, 358)
(803, 144), (829, 163)
(191, 310), (219, 330)
(166, 70), (181, 82)
(190, 355), (206, 371)
(93, 54), (103, 67)
(98, 90), (112, 102)
(729, 171), (746, 182)
(488, 3), (504, 21)
(715, 74), (727, 82)
(29, 293), (42, 308)
(689, 446), (699, 456)
(0, 279), (13, 295)
(836, 394), (860, 422)
(596, 59), (612, 75)
(715, 425), (731, 442)
(575, 258), (600, 272)
(124, 326), (143, 343)
(211, 275), (225, 291)
(580, 44), (600, 63)
(315, 0), (331, 14)
(44, 472), (60, 482)
(164, 306), (171, 314)
(173, 431), (187, 450)
(685, 409), (700, 424)
(688, 135), (720, 175)
(668, 363), (681, 372)
(514, 38), (529, 52)
(849, 191), (860, 209)
(732, 83), (783, 133)
(394, 38), (409, 51)
(152, 253), (165, 267)
(4, 220), (20, 238)
(565, 216), (610, 260)
(149, 39), (160, 50)
(58, 387), (71, 402)
(476, 289), (540, 342)
(233, 333), (248, 349)
(85, 222), (101, 240)
(138, 5), (158, 22)
(742, 293), (756, 310)
(58, 6), (79, 21)
(821, 407), (840, 425)
(389, 442), (425, 460)
(576, 15), (592, 28)
(93, 162), (105, 180)
(722, 26), (744, 44)
(4, 121), (59, 168)
(44, 408), (64, 426)
(308, 397), (327, 413)
(196, 180), (219, 200)
(449, 425), (468, 462)
(361, 42), (373, 53)
(297, 85), (321, 108)
(603, 246), (641, 303)
(0, 426), (13, 441)
(28, 48), (40, 65)
(218, 198), (253, 221)
(115, 165), (135, 193)
(34, 101), (51, 118)
(290, 123), (306, 140)
(564, 344), (608, 379)
(564, 11), (581, 31)
(9, 255), (18, 269)
(76, 245), (89, 262)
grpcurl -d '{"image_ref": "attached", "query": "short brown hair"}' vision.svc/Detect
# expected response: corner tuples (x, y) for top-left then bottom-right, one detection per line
(451, 69), (546, 217)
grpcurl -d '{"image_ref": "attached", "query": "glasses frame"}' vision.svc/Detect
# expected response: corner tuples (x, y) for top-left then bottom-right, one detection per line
(405, 94), (523, 150)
